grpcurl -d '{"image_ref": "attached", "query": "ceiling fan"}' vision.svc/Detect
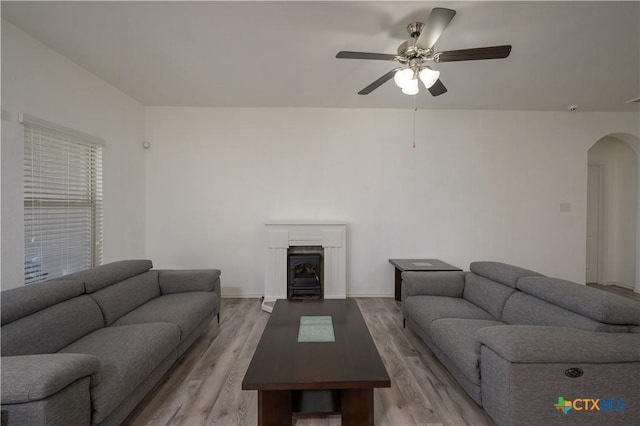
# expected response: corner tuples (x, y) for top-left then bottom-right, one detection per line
(336, 7), (512, 96)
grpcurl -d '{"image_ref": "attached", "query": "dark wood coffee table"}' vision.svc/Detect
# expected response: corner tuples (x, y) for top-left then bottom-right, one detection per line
(242, 299), (390, 425)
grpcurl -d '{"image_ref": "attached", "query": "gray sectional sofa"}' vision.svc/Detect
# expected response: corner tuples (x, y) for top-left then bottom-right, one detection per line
(1, 260), (221, 426)
(402, 261), (640, 426)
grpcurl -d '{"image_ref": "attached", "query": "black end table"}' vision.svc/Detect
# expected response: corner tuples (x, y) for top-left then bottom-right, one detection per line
(389, 259), (462, 301)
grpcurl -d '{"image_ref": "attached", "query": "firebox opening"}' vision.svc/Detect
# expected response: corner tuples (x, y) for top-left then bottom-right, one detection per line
(288, 247), (323, 299)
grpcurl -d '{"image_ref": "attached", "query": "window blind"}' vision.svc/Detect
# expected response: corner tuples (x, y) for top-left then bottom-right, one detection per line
(22, 115), (103, 284)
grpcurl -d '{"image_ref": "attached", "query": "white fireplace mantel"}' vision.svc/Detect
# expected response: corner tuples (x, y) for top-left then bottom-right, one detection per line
(263, 221), (347, 312)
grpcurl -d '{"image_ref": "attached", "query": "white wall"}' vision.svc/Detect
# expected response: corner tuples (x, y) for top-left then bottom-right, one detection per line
(588, 137), (638, 288)
(1, 21), (146, 290)
(145, 107), (639, 297)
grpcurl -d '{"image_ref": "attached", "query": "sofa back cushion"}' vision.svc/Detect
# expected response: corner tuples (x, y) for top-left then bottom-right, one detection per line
(501, 292), (629, 332)
(158, 269), (221, 294)
(517, 277), (640, 325)
(1, 279), (85, 325)
(63, 259), (153, 293)
(469, 261), (543, 288)
(463, 273), (516, 320)
(89, 271), (160, 326)
(1, 295), (104, 356)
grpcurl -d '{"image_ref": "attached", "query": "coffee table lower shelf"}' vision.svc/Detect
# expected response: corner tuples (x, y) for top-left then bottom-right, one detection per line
(259, 388), (373, 425)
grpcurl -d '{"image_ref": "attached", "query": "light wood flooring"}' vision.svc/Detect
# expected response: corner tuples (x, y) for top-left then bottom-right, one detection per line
(587, 283), (640, 302)
(123, 298), (494, 426)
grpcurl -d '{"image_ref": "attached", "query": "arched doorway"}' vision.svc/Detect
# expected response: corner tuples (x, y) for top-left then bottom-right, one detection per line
(587, 134), (639, 293)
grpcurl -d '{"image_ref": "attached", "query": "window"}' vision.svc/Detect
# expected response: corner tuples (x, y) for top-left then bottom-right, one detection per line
(21, 114), (104, 284)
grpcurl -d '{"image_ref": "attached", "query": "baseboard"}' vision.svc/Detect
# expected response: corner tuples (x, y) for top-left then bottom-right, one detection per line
(347, 293), (395, 298)
(220, 293), (263, 299)
(221, 293), (395, 299)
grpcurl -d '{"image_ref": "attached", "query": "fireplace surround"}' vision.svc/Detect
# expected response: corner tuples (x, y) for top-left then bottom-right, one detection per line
(263, 222), (347, 312)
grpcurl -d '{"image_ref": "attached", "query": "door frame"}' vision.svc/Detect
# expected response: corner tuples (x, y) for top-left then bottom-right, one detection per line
(586, 163), (604, 284)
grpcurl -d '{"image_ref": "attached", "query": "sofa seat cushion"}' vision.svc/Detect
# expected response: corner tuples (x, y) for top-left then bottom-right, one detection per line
(430, 318), (505, 385)
(404, 296), (495, 339)
(58, 323), (180, 424)
(112, 292), (218, 341)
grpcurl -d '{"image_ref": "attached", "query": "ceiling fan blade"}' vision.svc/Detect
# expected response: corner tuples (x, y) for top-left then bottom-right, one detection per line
(434, 45), (512, 62)
(428, 79), (447, 97)
(416, 8), (456, 50)
(358, 68), (402, 95)
(336, 51), (397, 61)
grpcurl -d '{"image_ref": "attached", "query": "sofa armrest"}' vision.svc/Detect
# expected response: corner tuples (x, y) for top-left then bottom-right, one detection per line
(157, 269), (221, 297)
(477, 325), (640, 363)
(401, 271), (466, 302)
(479, 326), (640, 426)
(1, 353), (101, 404)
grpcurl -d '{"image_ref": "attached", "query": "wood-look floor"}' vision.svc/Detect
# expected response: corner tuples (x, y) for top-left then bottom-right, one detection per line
(587, 283), (640, 302)
(123, 298), (494, 426)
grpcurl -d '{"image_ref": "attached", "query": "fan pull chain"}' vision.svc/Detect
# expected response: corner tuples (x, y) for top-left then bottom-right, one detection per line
(412, 96), (418, 148)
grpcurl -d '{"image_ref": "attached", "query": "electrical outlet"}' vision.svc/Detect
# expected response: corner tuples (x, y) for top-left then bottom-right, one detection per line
(560, 202), (571, 213)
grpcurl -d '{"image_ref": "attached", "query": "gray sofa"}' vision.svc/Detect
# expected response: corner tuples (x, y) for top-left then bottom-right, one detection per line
(402, 261), (640, 426)
(1, 259), (221, 426)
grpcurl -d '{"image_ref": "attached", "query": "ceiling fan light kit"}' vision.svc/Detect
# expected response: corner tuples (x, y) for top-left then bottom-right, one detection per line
(393, 67), (440, 95)
(419, 67), (440, 89)
(402, 83), (419, 96)
(336, 7), (512, 97)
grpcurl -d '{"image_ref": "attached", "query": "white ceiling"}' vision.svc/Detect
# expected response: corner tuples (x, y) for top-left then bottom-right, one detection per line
(2, 1), (639, 111)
